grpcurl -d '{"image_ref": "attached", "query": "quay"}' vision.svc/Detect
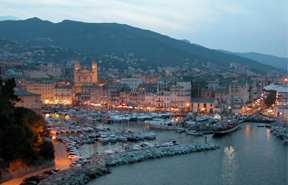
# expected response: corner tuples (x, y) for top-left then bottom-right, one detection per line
(38, 143), (220, 185)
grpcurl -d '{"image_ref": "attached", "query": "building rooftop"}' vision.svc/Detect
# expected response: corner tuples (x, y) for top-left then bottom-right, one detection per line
(191, 98), (215, 103)
(15, 90), (40, 96)
(263, 84), (288, 93)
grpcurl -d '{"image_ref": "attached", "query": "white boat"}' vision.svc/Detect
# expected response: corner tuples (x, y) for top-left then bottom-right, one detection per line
(98, 134), (110, 143)
(142, 132), (157, 140)
(95, 125), (109, 131)
(104, 149), (115, 155)
(139, 142), (156, 149)
(185, 129), (203, 136)
(159, 139), (178, 147)
(116, 135), (128, 142)
(145, 118), (178, 130)
(114, 147), (126, 153)
(177, 127), (186, 133)
(109, 134), (117, 142)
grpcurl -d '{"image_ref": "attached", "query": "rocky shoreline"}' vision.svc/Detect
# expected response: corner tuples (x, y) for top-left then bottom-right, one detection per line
(39, 143), (220, 185)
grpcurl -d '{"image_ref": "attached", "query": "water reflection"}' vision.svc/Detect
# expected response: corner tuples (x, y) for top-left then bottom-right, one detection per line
(221, 146), (238, 185)
(245, 124), (250, 140)
(266, 129), (270, 140)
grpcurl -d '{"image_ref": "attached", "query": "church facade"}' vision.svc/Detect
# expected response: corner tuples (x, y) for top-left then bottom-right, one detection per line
(74, 60), (98, 94)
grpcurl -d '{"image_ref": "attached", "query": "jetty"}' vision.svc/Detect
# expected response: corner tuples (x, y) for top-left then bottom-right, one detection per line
(38, 143), (220, 185)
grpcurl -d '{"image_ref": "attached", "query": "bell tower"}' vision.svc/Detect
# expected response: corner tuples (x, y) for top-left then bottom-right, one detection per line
(92, 60), (98, 84)
(74, 60), (81, 94)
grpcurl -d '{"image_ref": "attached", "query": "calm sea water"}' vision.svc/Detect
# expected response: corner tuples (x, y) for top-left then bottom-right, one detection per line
(83, 122), (287, 185)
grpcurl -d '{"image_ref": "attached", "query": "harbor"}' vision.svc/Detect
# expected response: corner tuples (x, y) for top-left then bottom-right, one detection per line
(36, 107), (286, 184)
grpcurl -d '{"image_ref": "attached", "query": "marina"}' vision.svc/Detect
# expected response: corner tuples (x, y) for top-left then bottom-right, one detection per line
(38, 107), (288, 185)
(39, 115), (288, 185)
(86, 122), (287, 185)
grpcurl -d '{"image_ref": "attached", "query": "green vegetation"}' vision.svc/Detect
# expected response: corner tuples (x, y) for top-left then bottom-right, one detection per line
(0, 18), (279, 74)
(263, 90), (277, 108)
(0, 77), (54, 170)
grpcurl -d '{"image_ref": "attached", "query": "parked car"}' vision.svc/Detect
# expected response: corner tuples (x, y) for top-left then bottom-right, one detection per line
(23, 175), (43, 183)
(20, 181), (37, 185)
(69, 161), (81, 167)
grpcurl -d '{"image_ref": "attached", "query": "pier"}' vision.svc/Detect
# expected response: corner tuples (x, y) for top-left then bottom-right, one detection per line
(39, 143), (220, 185)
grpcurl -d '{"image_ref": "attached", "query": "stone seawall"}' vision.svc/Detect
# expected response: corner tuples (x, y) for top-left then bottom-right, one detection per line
(104, 143), (220, 166)
(39, 143), (220, 185)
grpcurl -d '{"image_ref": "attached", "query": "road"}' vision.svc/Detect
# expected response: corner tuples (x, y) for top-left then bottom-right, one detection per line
(2, 140), (70, 185)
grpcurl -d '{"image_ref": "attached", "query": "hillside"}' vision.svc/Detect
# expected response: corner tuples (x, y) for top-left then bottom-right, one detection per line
(219, 50), (288, 69)
(0, 17), (280, 73)
(234, 52), (287, 69)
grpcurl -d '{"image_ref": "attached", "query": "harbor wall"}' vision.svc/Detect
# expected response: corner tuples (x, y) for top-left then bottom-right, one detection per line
(39, 143), (220, 185)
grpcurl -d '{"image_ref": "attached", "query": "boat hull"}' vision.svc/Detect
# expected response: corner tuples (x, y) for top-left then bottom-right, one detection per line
(213, 124), (240, 136)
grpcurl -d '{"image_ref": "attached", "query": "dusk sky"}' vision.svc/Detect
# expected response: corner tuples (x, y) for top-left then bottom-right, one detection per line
(0, 0), (287, 58)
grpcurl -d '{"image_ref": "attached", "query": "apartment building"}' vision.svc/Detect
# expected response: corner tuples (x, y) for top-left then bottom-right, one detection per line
(156, 76), (191, 111)
(26, 79), (56, 104)
(191, 98), (215, 114)
(53, 82), (74, 105)
(121, 77), (143, 90)
(228, 80), (250, 105)
(14, 90), (41, 113)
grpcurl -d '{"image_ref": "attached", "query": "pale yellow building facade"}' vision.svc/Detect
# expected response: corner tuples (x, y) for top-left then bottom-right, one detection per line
(74, 60), (98, 94)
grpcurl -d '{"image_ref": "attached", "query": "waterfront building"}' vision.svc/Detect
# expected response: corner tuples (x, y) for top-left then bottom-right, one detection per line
(106, 82), (130, 106)
(25, 78), (56, 104)
(228, 80), (250, 105)
(191, 98), (215, 114)
(156, 76), (191, 111)
(274, 105), (288, 120)
(14, 90), (41, 113)
(53, 81), (74, 105)
(263, 84), (288, 104)
(90, 84), (109, 105)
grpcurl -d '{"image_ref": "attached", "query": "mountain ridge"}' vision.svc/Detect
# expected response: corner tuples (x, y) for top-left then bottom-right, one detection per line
(0, 18), (284, 73)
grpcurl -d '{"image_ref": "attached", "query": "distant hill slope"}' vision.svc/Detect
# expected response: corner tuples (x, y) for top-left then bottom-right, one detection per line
(219, 50), (287, 69)
(0, 17), (279, 73)
(234, 52), (287, 69)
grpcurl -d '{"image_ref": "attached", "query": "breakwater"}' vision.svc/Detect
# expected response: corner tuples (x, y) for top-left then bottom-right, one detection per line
(105, 143), (219, 166)
(38, 143), (219, 185)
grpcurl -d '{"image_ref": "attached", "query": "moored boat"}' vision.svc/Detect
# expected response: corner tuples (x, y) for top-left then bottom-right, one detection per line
(185, 129), (203, 136)
(213, 123), (240, 136)
(145, 118), (178, 130)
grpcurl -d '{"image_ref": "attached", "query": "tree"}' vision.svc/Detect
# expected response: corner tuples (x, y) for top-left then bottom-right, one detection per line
(1, 126), (37, 162)
(0, 77), (20, 128)
(0, 91), (15, 129)
(0, 78), (54, 165)
(14, 107), (45, 150)
(38, 140), (55, 160)
(263, 90), (276, 108)
(0, 77), (20, 103)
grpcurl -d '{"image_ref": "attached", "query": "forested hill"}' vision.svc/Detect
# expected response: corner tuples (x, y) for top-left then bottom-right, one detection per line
(0, 17), (279, 73)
